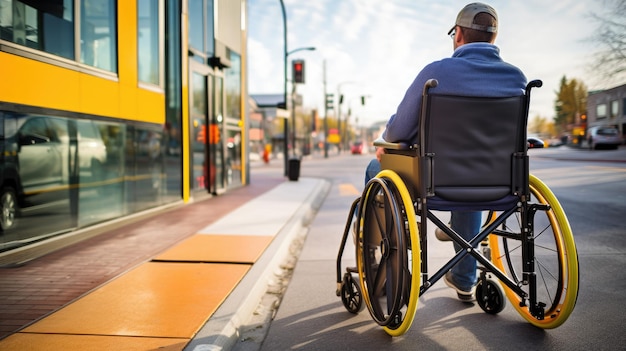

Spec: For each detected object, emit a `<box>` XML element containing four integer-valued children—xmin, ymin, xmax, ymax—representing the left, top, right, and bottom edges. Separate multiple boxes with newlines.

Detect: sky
<box><xmin>247</xmin><ymin>0</ymin><xmax>609</xmax><ymax>127</ymax></box>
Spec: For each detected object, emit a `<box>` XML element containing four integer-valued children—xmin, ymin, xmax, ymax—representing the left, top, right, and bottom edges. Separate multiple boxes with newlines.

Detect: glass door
<box><xmin>189</xmin><ymin>60</ymin><xmax>212</xmax><ymax>193</ymax></box>
<box><xmin>212</xmin><ymin>75</ymin><xmax>225</xmax><ymax>193</ymax></box>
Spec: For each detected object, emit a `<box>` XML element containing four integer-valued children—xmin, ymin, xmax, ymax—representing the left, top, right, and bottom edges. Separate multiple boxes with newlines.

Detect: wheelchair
<box><xmin>335</xmin><ymin>79</ymin><xmax>579</xmax><ymax>336</ymax></box>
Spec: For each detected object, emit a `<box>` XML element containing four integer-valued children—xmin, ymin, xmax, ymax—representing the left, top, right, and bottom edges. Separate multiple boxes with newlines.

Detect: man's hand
<box><xmin>375</xmin><ymin>147</ymin><xmax>386</xmax><ymax>162</ymax></box>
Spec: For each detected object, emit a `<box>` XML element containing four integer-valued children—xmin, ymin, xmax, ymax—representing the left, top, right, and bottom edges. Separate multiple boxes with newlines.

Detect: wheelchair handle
<box><xmin>422</xmin><ymin>79</ymin><xmax>438</xmax><ymax>95</ymax></box>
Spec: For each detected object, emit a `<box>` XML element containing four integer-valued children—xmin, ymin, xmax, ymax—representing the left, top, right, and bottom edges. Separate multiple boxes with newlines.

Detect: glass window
<box><xmin>205</xmin><ymin>0</ymin><xmax>213</xmax><ymax>56</ymax></box>
<box><xmin>80</xmin><ymin>0</ymin><xmax>117</xmax><ymax>72</ymax></box>
<box><xmin>225</xmin><ymin>51</ymin><xmax>241</xmax><ymax>120</ymax></box>
<box><xmin>0</xmin><ymin>111</ymin><xmax>172</xmax><ymax>252</ymax></box>
<box><xmin>188</xmin><ymin>0</ymin><xmax>203</xmax><ymax>52</ymax></box>
<box><xmin>611</xmin><ymin>100</ymin><xmax>618</xmax><ymax>118</ymax></box>
<box><xmin>0</xmin><ymin>0</ymin><xmax>75</xmax><ymax>59</ymax></box>
<box><xmin>597</xmin><ymin>104</ymin><xmax>607</xmax><ymax>119</ymax></box>
<box><xmin>138</xmin><ymin>0</ymin><xmax>160</xmax><ymax>85</ymax></box>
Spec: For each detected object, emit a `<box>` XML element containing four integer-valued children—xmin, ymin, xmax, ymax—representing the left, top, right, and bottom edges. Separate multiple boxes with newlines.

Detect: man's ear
<box><xmin>455</xmin><ymin>27</ymin><xmax>464</xmax><ymax>45</ymax></box>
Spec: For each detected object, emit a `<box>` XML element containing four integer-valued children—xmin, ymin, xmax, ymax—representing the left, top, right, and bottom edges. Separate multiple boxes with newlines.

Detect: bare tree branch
<box><xmin>586</xmin><ymin>0</ymin><xmax>626</xmax><ymax>87</ymax></box>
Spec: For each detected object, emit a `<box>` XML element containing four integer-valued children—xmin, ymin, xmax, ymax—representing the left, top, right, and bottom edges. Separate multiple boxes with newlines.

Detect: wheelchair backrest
<box><xmin>421</xmin><ymin>88</ymin><xmax>530</xmax><ymax>203</ymax></box>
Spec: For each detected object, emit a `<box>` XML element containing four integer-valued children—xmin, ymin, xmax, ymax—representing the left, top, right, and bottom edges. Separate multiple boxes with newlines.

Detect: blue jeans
<box><xmin>365</xmin><ymin>159</ymin><xmax>479</xmax><ymax>290</ymax></box>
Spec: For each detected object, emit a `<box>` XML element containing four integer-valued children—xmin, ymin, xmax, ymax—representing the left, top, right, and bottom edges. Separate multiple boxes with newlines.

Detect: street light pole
<box><xmin>278</xmin><ymin>0</ymin><xmax>315</xmax><ymax>175</ymax></box>
<box><xmin>279</xmin><ymin>0</ymin><xmax>288</xmax><ymax>176</ymax></box>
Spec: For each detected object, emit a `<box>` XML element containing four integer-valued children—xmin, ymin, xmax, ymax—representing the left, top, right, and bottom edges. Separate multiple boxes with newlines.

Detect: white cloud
<box><xmin>248</xmin><ymin>0</ymin><xmax>608</xmax><ymax>125</ymax></box>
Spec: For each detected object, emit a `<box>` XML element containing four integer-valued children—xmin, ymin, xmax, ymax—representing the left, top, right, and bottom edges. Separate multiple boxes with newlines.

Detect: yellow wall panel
<box><xmin>78</xmin><ymin>73</ymin><xmax>121</xmax><ymax>118</ymax></box>
<box><xmin>1</xmin><ymin>52</ymin><xmax>164</xmax><ymax>123</ymax></box>
<box><xmin>0</xmin><ymin>53</ymin><xmax>81</xmax><ymax>112</ymax></box>
<box><xmin>117</xmin><ymin>1</ymin><xmax>137</xmax><ymax>86</ymax></box>
<box><xmin>119</xmin><ymin>83</ymin><xmax>138</xmax><ymax>121</ymax></box>
<box><xmin>136</xmin><ymin>89</ymin><xmax>165</xmax><ymax>124</ymax></box>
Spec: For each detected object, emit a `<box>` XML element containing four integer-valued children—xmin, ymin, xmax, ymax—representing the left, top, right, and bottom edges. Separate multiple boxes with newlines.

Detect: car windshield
<box><xmin>598</xmin><ymin>128</ymin><xmax>618</xmax><ymax>136</ymax></box>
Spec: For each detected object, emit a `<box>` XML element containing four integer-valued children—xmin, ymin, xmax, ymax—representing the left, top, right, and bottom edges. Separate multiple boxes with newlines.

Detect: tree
<box><xmin>587</xmin><ymin>0</ymin><xmax>626</xmax><ymax>87</ymax></box>
<box><xmin>529</xmin><ymin>114</ymin><xmax>556</xmax><ymax>136</ymax></box>
<box><xmin>554</xmin><ymin>76</ymin><xmax>587</xmax><ymax>133</ymax></box>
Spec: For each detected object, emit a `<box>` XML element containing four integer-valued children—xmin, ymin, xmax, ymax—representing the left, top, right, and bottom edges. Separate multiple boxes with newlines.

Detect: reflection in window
<box><xmin>80</xmin><ymin>0</ymin><xmax>117</xmax><ymax>72</ymax></box>
<box><xmin>0</xmin><ymin>111</ymin><xmax>170</xmax><ymax>252</ymax></box>
<box><xmin>0</xmin><ymin>0</ymin><xmax>75</xmax><ymax>59</ymax></box>
<box><xmin>138</xmin><ymin>0</ymin><xmax>160</xmax><ymax>85</ymax></box>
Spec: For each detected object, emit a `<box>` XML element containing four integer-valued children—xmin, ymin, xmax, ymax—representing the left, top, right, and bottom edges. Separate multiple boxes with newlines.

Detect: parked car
<box><xmin>527</xmin><ymin>136</ymin><xmax>545</xmax><ymax>149</ymax></box>
<box><xmin>351</xmin><ymin>141</ymin><xmax>367</xmax><ymax>155</ymax></box>
<box><xmin>546</xmin><ymin>137</ymin><xmax>564</xmax><ymax>147</ymax></box>
<box><xmin>0</xmin><ymin>113</ymin><xmax>107</xmax><ymax>232</ymax></box>
<box><xmin>586</xmin><ymin>126</ymin><xmax>622</xmax><ymax>150</ymax></box>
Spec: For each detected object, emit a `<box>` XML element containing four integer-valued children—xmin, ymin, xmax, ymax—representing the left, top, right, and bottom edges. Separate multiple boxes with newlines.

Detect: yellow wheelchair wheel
<box><xmin>489</xmin><ymin>174</ymin><xmax>579</xmax><ymax>328</ymax></box>
<box><xmin>356</xmin><ymin>170</ymin><xmax>420</xmax><ymax>336</ymax></box>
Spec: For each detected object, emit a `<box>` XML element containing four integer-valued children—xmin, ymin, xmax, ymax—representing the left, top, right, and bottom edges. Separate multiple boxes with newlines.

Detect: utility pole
<box><xmin>323</xmin><ymin>60</ymin><xmax>329</xmax><ymax>158</ymax></box>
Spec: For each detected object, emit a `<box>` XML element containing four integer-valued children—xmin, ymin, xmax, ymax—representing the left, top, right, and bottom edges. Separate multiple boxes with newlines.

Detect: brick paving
<box><xmin>0</xmin><ymin>172</ymin><xmax>284</xmax><ymax>340</ymax></box>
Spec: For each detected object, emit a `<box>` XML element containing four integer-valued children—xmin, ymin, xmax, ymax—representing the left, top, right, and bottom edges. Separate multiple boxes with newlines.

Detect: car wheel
<box><xmin>0</xmin><ymin>187</ymin><xmax>18</xmax><ymax>232</ymax></box>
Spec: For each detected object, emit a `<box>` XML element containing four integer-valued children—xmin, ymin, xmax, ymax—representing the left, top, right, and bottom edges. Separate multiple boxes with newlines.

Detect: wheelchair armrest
<box><xmin>373</xmin><ymin>137</ymin><xmax>415</xmax><ymax>151</ymax></box>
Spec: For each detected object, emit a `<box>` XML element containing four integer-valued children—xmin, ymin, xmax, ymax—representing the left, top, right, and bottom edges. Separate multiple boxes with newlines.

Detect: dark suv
<box><xmin>0</xmin><ymin>112</ymin><xmax>106</xmax><ymax>232</ymax></box>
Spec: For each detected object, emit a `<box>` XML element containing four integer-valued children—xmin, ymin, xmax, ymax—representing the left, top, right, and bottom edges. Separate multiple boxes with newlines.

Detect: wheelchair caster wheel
<box><xmin>341</xmin><ymin>273</ymin><xmax>363</xmax><ymax>314</ymax></box>
<box><xmin>476</xmin><ymin>277</ymin><xmax>505</xmax><ymax>314</ymax></box>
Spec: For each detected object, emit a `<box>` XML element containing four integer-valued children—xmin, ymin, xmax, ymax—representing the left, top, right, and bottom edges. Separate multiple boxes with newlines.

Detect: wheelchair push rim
<box><xmin>356</xmin><ymin>170</ymin><xmax>421</xmax><ymax>336</ymax></box>
<box><xmin>489</xmin><ymin>174</ymin><xmax>579</xmax><ymax>329</ymax></box>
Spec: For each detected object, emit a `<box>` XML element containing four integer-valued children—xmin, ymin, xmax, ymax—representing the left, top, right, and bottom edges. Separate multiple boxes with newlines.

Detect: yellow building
<box><xmin>0</xmin><ymin>0</ymin><xmax>248</xmax><ymax>263</ymax></box>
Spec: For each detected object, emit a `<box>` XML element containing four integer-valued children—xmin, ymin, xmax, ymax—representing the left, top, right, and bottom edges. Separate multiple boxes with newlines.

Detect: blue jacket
<box><xmin>382</xmin><ymin>42</ymin><xmax>527</xmax><ymax>143</ymax></box>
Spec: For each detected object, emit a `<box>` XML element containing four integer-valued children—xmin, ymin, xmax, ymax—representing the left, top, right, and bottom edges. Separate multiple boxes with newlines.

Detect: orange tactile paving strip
<box><xmin>154</xmin><ymin>234</ymin><xmax>275</xmax><ymax>263</ymax></box>
<box><xmin>0</xmin><ymin>333</ymin><xmax>188</xmax><ymax>351</ymax></box>
<box><xmin>20</xmin><ymin>262</ymin><xmax>249</xmax><ymax>338</ymax></box>
<box><xmin>1</xmin><ymin>234</ymin><xmax>276</xmax><ymax>350</ymax></box>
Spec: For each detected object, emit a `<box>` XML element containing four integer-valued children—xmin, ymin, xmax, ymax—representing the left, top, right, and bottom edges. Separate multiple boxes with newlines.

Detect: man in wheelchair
<box><xmin>364</xmin><ymin>2</ymin><xmax>526</xmax><ymax>302</ymax></box>
<box><xmin>338</xmin><ymin>3</ymin><xmax>577</xmax><ymax>336</ymax></box>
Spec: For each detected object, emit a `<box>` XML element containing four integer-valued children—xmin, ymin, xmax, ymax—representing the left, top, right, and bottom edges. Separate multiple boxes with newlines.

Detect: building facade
<box><xmin>0</xmin><ymin>0</ymin><xmax>249</xmax><ymax>264</ymax></box>
<box><xmin>587</xmin><ymin>83</ymin><xmax>626</xmax><ymax>138</ymax></box>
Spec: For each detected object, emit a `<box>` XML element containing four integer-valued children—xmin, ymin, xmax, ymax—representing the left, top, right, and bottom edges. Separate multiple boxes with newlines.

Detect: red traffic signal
<box><xmin>293</xmin><ymin>60</ymin><xmax>305</xmax><ymax>84</ymax></box>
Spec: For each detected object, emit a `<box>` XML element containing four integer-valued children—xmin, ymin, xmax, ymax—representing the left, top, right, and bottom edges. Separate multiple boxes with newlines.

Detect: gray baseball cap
<box><xmin>448</xmin><ymin>2</ymin><xmax>498</xmax><ymax>35</ymax></box>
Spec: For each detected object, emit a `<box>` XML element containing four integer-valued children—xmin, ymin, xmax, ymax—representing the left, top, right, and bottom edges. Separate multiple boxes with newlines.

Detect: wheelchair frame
<box><xmin>335</xmin><ymin>79</ymin><xmax>579</xmax><ymax>336</ymax></box>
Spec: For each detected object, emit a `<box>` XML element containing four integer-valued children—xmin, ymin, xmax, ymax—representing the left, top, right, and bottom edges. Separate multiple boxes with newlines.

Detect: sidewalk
<box><xmin>0</xmin><ymin>168</ymin><xmax>330</xmax><ymax>350</ymax></box>
<box><xmin>529</xmin><ymin>144</ymin><xmax>626</xmax><ymax>163</ymax></box>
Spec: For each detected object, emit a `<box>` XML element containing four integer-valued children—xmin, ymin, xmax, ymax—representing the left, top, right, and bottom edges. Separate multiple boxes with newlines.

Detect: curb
<box><xmin>184</xmin><ymin>178</ymin><xmax>331</xmax><ymax>351</ymax></box>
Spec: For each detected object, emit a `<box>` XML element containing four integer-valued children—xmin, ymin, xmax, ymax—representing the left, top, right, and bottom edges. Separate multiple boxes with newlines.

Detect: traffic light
<box><xmin>325</xmin><ymin>93</ymin><xmax>334</xmax><ymax>110</ymax></box>
<box><xmin>293</xmin><ymin>60</ymin><xmax>305</xmax><ymax>84</ymax></box>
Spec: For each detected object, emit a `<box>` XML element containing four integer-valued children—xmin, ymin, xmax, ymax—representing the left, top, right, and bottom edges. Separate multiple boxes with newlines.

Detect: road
<box><xmin>238</xmin><ymin>146</ymin><xmax>626</xmax><ymax>351</ymax></box>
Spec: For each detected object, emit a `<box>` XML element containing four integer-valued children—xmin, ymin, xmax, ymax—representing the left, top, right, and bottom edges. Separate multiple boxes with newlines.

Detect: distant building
<box><xmin>587</xmin><ymin>83</ymin><xmax>626</xmax><ymax>138</ymax></box>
